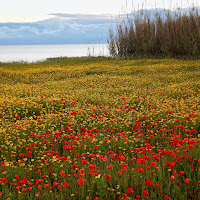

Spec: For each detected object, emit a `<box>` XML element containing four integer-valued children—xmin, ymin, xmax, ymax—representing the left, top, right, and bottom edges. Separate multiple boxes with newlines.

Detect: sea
<box><xmin>0</xmin><ymin>44</ymin><xmax>109</xmax><ymax>63</ymax></box>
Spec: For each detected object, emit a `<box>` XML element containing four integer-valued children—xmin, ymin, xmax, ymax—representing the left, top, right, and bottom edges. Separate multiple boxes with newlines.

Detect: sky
<box><xmin>0</xmin><ymin>0</ymin><xmax>199</xmax><ymax>45</ymax></box>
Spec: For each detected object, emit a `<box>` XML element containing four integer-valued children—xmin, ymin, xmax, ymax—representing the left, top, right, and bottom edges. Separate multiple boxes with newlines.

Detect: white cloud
<box><xmin>0</xmin><ymin>15</ymin><xmax>111</xmax><ymax>44</ymax></box>
<box><xmin>49</xmin><ymin>13</ymin><xmax>114</xmax><ymax>20</ymax></box>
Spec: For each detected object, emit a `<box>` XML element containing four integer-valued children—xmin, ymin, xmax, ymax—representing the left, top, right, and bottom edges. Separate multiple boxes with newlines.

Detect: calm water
<box><xmin>0</xmin><ymin>44</ymin><xmax>109</xmax><ymax>63</ymax></box>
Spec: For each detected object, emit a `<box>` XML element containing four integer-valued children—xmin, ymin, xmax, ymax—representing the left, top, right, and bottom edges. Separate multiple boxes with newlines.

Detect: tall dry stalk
<box><xmin>108</xmin><ymin>6</ymin><xmax>200</xmax><ymax>58</ymax></box>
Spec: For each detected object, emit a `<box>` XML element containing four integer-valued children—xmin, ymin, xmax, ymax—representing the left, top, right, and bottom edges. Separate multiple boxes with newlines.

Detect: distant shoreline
<box><xmin>0</xmin><ymin>44</ymin><xmax>109</xmax><ymax>63</ymax></box>
<box><xmin>0</xmin><ymin>43</ymin><xmax>107</xmax><ymax>46</ymax></box>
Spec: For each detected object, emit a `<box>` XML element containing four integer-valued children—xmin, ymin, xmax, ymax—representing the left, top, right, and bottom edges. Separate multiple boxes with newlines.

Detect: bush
<box><xmin>108</xmin><ymin>6</ymin><xmax>200</xmax><ymax>58</ymax></box>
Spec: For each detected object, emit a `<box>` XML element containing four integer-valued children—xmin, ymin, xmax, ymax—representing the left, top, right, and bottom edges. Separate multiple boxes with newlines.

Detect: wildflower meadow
<box><xmin>0</xmin><ymin>58</ymin><xmax>199</xmax><ymax>199</ymax></box>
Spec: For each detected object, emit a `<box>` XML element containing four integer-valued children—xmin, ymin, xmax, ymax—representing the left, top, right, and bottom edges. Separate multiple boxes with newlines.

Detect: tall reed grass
<box><xmin>108</xmin><ymin>6</ymin><xmax>200</xmax><ymax>58</ymax></box>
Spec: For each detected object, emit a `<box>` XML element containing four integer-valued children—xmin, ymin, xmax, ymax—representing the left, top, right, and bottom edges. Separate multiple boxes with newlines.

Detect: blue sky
<box><xmin>0</xmin><ymin>0</ymin><xmax>198</xmax><ymax>45</ymax></box>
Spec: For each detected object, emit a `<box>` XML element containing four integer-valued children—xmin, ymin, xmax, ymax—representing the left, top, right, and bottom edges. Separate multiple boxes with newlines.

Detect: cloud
<box><xmin>49</xmin><ymin>13</ymin><xmax>113</xmax><ymax>20</ymax></box>
<box><xmin>0</xmin><ymin>14</ymin><xmax>112</xmax><ymax>45</ymax></box>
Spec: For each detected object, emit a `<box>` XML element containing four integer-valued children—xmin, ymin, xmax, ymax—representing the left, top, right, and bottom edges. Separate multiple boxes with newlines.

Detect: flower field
<box><xmin>0</xmin><ymin>58</ymin><xmax>199</xmax><ymax>200</ymax></box>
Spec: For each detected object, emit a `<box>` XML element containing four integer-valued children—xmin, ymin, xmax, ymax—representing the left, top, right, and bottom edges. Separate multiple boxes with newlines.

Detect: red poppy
<box><xmin>78</xmin><ymin>179</ymin><xmax>85</xmax><ymax>185</ymax></box>
<box><xmin>180</xmin><ymin>171</ymin><xmax>185</xmax><ymax>175</ymax></box>
<box><xmin>28</xmin><ymin>182</ymin><xmax>32</xmax><ymax>186</ymax></box>
<box><xmin>52</xmin><ymin>181</ymin><xmax>58</xmax><ymax>187</ymax></box>
<box><xmin>122</xmin><ymin>193</ymin><xmax>128</xmax><ymax>199</ymax></box>
<box><xmin>21</xmin><ymin>188</ymin><xmax>26</xmax><ymax>193</ymax></box>
<box><xmin>79</xmin><ymin>172</ymin><xmax>85</xmax><ymax>177</ymax></box>
<box><xmin>154</xmin><ymin>183</ymin><xmax>159</xmax><ymax>187</ymax></box>
<box><xmin>2</xmin><ymin>177</ymin><xmax>8</xmax><ymax>182</ymax></box>
<box><xmin>145</xmin><ymin>179</ymin><xmax>153</xmax><ymax>185</ymax></box>
<box><xmin>105</xmin><ymin>174</ymin><xmax>112</xmax><ymax>179</ymax></box>
<box><xmin>107</xmin><ymin>165</ymin><xmax>111</xmax><ymax>169</ymax></box>
<box><xmin>173</xmin><ymin>170</ymin><xmax>177</xmax><ymax>177</ymax></box>
<box><xmin>138</xmin><ymin>168</ymin><xmax>143</xmax><ymax>172</ymax></box>
<box><xmin>15</xmin><ymin>175</ymin><xmax>20</xmax><ymax>180</ymax></box>
<box><xmin>151</xmin><ymin>162</ymin><xmax>156</xmax><ymax>166</ymax></box>
<box><xmin>143</xmin><ymin>190</ymin><xmax>149</xmax><ymax>196</ymax></box>
<box><xmin>72</xmin><ymin>163</ymin><xmax>77</xmax><ymax>169</ymax></box>
<box><xmin>37</xmin><ymin>185</ymin><xmax>42</xmax><ymax>189</ymax></box>
<box><xmin>184</xmin><ymin>178</ymin><xmax>190</xmax><ymax>183</ymax></box>
<box><xmin>127</xmin><ymin>188</ymin><xmax>134</xmax><ymax>194</ymax></box>
<box><xmin>108</xmin><ymin>151</ymin><xmax>114</xmax><ymax>154</ymax></box>
<box><xmin>45</xmin><ymin>184</ymin><xmax>50</xmax><ymax>189</ymax></box>
<box><xmin>176</xmin><ymin>181</ymin><xmax>180</xmax><ymax>186</ymax></box>
<box><xmin>164</xmin><ymin>195</ymin><xmax>169</xmax><ymax>199</ymax></box>
<box><xmin>62</xmin><ymin>182</ymin><xmax>69</xmax><ymax>187</ymax></box>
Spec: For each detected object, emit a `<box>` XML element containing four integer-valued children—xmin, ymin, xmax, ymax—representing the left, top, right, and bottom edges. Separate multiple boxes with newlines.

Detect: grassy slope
<box><xmin>1</xmin><ymin>57</ymin><xmax>199</xmax><ymax>101</ymax></box>
<box><xmin>0</xmin><ymin>57</ymin><xmax>199</xmax><ymax>199</ymax></box>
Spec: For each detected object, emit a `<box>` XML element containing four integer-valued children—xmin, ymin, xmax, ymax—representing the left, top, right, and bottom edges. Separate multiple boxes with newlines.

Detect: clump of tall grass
<box><xmin>108</xmin><ymin>6</ymin><xmax>200</xmax><ymax>58</ymax></box>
